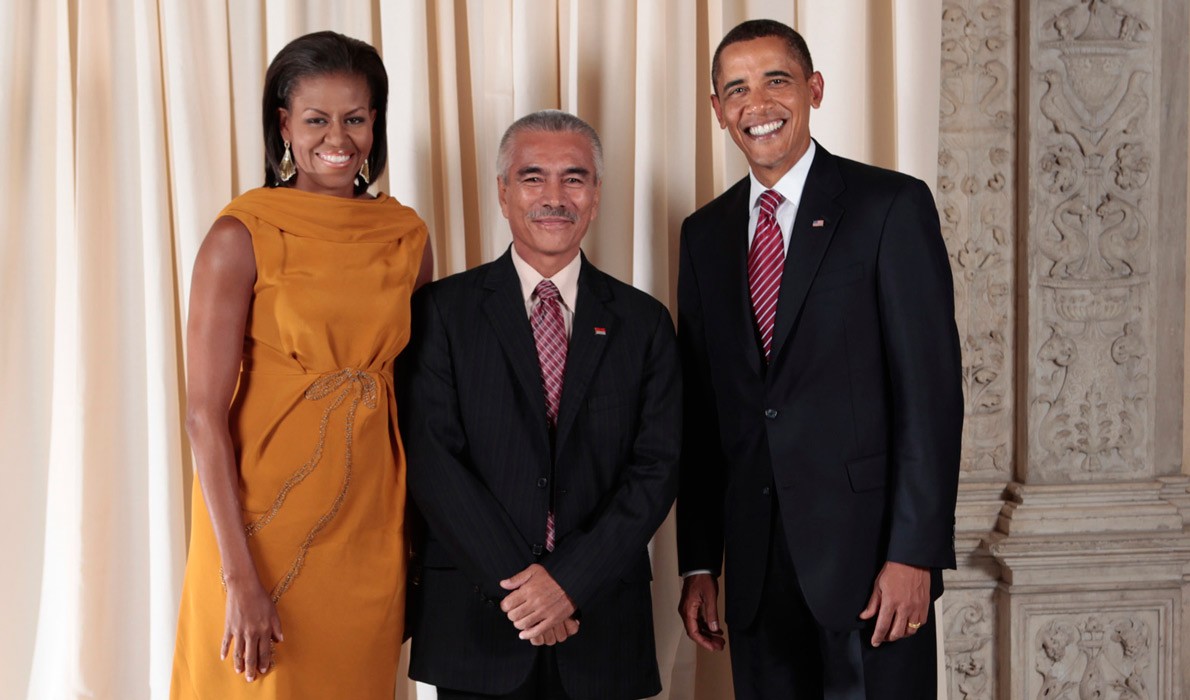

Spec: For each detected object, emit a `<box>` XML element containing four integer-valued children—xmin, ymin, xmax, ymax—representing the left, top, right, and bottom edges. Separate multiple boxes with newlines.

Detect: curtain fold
<box><xmin>2</xmin><ymin>1</ymin><xmax>942</xmax><ymax>697</ymax></box>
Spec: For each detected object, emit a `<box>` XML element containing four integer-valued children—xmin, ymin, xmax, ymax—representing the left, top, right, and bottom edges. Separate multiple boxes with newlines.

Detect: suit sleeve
<box><xmin>675</xmin><ymin>222</ymin><xmax>729</xmax><ymax>576</ymax></box>
<box><xmin>542</xmin><ymin>304</ymin><xmax>681</xmax><ymax>610</ymax></box>
<box><xmin>402</xmin><ymin>287</ymin><xmax>534</xmax><ymax>599</ymax></box>
<box><xmin>875</xmin><ymin>178</ymin><xmax>963</xmax><ymax>570</ymax></box>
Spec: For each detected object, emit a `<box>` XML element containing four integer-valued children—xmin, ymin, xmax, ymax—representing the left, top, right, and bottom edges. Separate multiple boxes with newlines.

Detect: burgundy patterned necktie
<box><xmin>748</xmin><ymin>189</ymin><xmax>786</xmax><ymax>361</ymax></box>
<box><xmin>531</xmin><ymin>279</ymin><xmax>567</xmax><ymax>551</ymax></box>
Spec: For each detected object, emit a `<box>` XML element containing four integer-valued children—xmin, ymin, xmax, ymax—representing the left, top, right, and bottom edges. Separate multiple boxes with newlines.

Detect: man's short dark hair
<box><xmin>711</xmin><ymin>19</ymin><xmax>814</xmax><ymax>95</ymax></box>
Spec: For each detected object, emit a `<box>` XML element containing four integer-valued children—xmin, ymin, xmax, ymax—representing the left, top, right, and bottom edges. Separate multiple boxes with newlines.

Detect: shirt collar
<box><xmin>510</xmin><ymin>245</ymin><xmax>581</xmax><ymax>313</ymax></box>
<box><xmin>748</xmin><ymin>139</ymin><xmax>817</xmax><ymax>211</ymax></box>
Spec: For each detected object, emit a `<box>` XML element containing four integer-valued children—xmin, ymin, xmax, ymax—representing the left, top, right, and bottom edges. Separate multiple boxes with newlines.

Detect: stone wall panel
<box><xmin>1026</xmin><ymin>0</ymin><xmax>1159</xmax><ymax>483</ymax></box>
<box><xmin>940</xmin><ymin>1</ymin><xmax>1016</xmax><ymax>480</ymax></box>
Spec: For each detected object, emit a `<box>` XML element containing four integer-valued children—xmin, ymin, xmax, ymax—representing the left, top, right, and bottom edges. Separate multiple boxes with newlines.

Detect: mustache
<box><xmin>528</xmin><ymin>207</ymin><xmax>577</xmax><ymax>223</ymax></box>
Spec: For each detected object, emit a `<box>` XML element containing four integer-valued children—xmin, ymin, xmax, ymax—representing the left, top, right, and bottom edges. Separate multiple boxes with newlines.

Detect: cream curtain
<box><xmin>0</xmin><ymin>1</ymin><xmax>941</xmax><ymax>698</ymax></box>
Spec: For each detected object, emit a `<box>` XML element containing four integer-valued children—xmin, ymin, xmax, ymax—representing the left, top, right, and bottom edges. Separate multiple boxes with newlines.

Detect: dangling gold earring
<box><xmin>278</xmin><ymin>140</ymin><xmax>296</xmax><ymax>182</ymax></box>
<box><xmin>358</xmin><ymin>157</ymin><xmax>370</xmax><ymax>185</ymax></box>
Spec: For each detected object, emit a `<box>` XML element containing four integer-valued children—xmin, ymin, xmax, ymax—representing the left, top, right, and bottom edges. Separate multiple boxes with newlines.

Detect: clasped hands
<box><xmin>679</xmin><ymin>561</ymin><xmax>930</xmax><ymax>651</ymax></box>
<box><xmin>499</xmin><ymin>563</ymin><xmax>580</xmax><ymax>646</ymax></box>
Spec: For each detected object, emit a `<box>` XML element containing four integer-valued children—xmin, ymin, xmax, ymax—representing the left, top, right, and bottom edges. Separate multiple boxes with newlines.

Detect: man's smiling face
<box><xmin>711</xmin><ymin>35</ymin><xmax>823</xmax><ymax>187</ymax></box>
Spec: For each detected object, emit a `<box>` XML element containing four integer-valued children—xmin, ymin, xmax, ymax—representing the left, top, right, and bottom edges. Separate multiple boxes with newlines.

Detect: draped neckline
<box><xmin>222</xmin><ymin>186</ymin><xmax>425</xmax><ymax>244</ymax></box>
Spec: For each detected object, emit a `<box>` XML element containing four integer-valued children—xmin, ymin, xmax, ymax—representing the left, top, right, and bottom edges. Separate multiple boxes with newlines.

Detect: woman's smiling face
<box><xmin>278</xmin><ymin>72</ymin><xmax>376</xmax><ymax>198</ymax></box>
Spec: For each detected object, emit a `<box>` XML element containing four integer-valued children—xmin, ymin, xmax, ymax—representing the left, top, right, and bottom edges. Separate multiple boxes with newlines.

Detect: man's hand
<box><xmin>858</xmin><ymin>561</ymin><xmax>930</xmax><ymax>647</ymax></box>
<box><xmin>528</xmin><ymin>618</ymin><xmax>581</xmax><ymax>646</ymax></box>
<box><xmin>500</xmin><ymin>563</ymin><xmax>577</xmax><ymax>641</ymax></box>
<box><xmin>678</xmin><ymin>573</ymin><xmax>725</xmax><ymax>651</ymax></box>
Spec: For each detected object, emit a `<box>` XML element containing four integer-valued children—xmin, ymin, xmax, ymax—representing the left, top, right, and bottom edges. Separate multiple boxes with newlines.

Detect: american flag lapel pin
<box><xmin>594</xmin><ymin>327</ymin><xmax>607</xmax><ymax>336</ymax></box>
<box><xmin>811</xmin><ymin>218</ymin><xmax>826</xmax><ymax>228</ymax></box>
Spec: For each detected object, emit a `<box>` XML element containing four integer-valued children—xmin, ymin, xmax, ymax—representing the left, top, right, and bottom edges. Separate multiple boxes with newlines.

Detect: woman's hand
<box><xmin>220</xmin><ymin>578</ymin><xmax>284</xmax><ymax>682</ymax></box>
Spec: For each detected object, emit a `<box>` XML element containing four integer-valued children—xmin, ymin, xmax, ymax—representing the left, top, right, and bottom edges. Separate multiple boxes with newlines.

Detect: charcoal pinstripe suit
<box><xmin>401</xmin><ymin>249</ymin><xmax>680</xmax><ymax>700</ymax></box>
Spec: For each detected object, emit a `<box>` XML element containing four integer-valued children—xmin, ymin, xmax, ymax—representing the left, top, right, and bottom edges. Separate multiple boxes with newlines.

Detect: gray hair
<box><xmin>496</xmin><ymin>110</ymin><xmax>604</xmax><ymax>182</ymax></box>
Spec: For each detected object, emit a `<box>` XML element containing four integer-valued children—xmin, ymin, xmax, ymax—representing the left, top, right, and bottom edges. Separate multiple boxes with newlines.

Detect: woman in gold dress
<box><xmin>171</xmin><ymin>31</ymin><xmax>431</xmax><ymax>699</ymax></box>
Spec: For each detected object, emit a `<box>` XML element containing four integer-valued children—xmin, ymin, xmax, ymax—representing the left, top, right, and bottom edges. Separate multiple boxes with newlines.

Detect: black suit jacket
<box><xmin>676</xmin><ymin>143</ymin><xmax>962</xmax><ymax>632</ymax></box>
<box><xmin>401</xmin><ymin>250</ymin><xmax>680</xmax><ymax>700</ymax></box>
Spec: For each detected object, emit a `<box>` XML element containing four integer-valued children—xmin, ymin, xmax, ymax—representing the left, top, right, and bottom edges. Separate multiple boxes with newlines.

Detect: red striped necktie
<box><xmin>531</xmin><ymin>279</ymin><xmax>567</xmax><ymax>551</ymax></box>
<box><xmin>748</xmin><ymin>189</ymin><xmax>786</xmax><ymax>361</ymax></box>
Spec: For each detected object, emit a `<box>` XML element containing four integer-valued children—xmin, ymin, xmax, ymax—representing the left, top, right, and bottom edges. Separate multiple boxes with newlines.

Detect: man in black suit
<box><xmin>676</xmin><ymin>20</ymin><xmax>962</xmax><ymax>699</ymax></box>
<box><xmin>402</xmin><ymin>110</ymin><xmax>680</xmax><ymax>700</ymax></box>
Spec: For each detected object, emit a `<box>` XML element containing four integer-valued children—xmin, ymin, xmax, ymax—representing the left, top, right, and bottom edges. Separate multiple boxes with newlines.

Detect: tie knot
<box><xmin>758</xmin><ymin>189</ymin><xmax>784</xmax><ymax>216</ymax></box>
<box><xmin>535</xmin><ymin>279</ymin><xmax>561</xmax><ymax>303</ymax></box>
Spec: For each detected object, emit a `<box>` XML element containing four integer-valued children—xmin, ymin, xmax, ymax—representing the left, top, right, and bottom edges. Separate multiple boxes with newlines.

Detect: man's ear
<box><xmin>808</xmin><ymin>72</ymin><xmax>824</xmax><ymax>109</ymax></box>
<box><xmin>497</xmin><ymin>175</ymin><xmax>510</xmax><ymax>219</ymax></box>
<box><xmin>710</xmin><ymin>93</ymin><xmax>727</xmax><ymax>129</ymax></box>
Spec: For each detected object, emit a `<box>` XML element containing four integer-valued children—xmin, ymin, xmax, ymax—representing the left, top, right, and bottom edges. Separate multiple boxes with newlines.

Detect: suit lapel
<box><xmin>482</xmin><ymin>251</ymin><xmax>552</xmax><ymax>448</ymax></box>
<box><xmin>714</xmin><ymin>178</ymin><xmax>764</xmax><ymax>377</ymax></box>
<box><xmin>768</xmin><ymin>146</ymin><xmax>845</xmax><ymax>366</ymax></box>
<box><xmin>555</xmin><ymin>255</ymin><xmax>614</xmax><ymax>452</ymax></box>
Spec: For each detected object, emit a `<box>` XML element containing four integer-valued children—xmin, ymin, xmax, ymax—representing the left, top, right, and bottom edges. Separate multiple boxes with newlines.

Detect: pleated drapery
<box><xmin>0</xmin><ymin>1</ymin><xmax>941</xmax><ymax>698</ymax></box>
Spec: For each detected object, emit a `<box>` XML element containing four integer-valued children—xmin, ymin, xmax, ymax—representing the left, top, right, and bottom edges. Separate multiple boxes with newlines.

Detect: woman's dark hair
<box><xmin>262</xmin><ymin>31</ymin><xmax>389</xmax><ymax>196</ymax></box>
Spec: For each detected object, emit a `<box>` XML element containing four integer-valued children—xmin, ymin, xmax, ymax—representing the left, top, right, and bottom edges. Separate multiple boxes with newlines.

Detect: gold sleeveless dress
<box><xmin>171</xmin><ymin>187</ymin><xmax>427</xmax><ymax>699</ymax></box>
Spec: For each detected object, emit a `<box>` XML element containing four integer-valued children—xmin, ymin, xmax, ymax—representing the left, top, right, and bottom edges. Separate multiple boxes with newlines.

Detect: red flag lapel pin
<box><xmin>811</xmin><ymin>218</ymin><xmax>826</xmax><ymax>228</ymax></box>
<box><xmin>594</xmin><ymin>327</ymin><xmax>607</xmax><ymax>336</ymax></box>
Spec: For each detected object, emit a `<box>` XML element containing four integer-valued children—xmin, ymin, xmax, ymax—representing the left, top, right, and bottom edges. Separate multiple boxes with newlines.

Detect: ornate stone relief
<box><xmin>943</xmin><ymin>594</ymin><xmax>996</xmax><ymax>699</ymax></box>
<box><xmin>939</xmin><ymin>1</ymin><xmax>1015</xmax><ymax>478</ymax></box>
<box><xmin>1027</xmin><ymin>0</ymin><xmax>1157</xmax><ymax>481</ymax></box>
<box><xmin>1032</xmin><ymin>613</ymin><xmax>1156</xmax><ymax>700</ymax></box>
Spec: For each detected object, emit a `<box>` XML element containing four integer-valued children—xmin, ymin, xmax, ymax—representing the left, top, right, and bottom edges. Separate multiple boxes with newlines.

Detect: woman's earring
<box><xmin>357</xmin><ymin>157</ymin><xmax>370</xmax><ymax>185</ymax></box>
<box><xmin>278</xmin><ymin>140</ymin><xmax>296</xmax><ymax>182</ymax></box>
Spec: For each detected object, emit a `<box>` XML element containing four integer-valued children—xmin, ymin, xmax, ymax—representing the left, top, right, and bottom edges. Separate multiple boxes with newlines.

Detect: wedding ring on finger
<box><xmin>907</xmin><ymin>621</ymin><xmax>923</xmax><ymax>630</ymax></box>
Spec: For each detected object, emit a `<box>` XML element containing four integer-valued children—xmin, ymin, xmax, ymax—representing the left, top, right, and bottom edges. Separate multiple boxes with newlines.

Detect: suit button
<box><xmin>531</xmin><ymin>544</ymin><xmax>544</xmax><ymax>556</ymax></box>
<box><xmin>764</xmin><ymin>409</ymin><xmax>778</xmax><ymax>419</ymax></box>
<box><xmin>537</xmin><ymin>477</ymin><xmax>549</xmax><ymax>488</ymax></box>
<box><xmin>762</xmin><ymin>486</ymin><xmax>771</xmax><ymax>496</ymax></box>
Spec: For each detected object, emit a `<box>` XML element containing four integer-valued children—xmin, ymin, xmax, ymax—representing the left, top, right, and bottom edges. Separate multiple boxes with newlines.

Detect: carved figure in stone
<box><xmin>1036</xmin><ymin>620</ymin><xmax>1080</xmax><ymax>699</ymax></box>
<box><xmin>1096</xmin><ymin>194</ymin><xmax>1146</xmax><ymax>276</ymax></box>
<box><xmin>1043</xmin><ymin>194</ymin><xmax>1093</xmax><ymax>278</ymax></box>
<box><xmin>1110</xmin><ymin>322</ymin><xmax>1144</xmax><ymax>366</ymax></box>
<box><xmin>944</xmin><ymin>601</ymin><xmax>993</xmax><ymax>700</ymax></box>
<box><xmin>1047</xmin><ymin>3</ymin><xmax>1081</xmax><ymax>40</ymax></box>
<box><xmin>1118</xmin><ymin>13</ymin><xmax>1144</xmax><ymax>41</ymax></box>
<box><xmin>1097</xmin><ymin>71</ymin><xmax>1149</xmax><ymax>145</ymax></box>
<box><xmin>953</xmin><ymin>654</ymin><xmax>989</xmax><ymax>699</ymax></box>
<box><xmin>1040</xmin><ymin>70</ymin><xmax>1081</xmax><ymax>142</ymax></box>
<box><xmin>1039</xmin><ymin>324</ymin><xmax>1077</xmax><ymax>373</ymax></box>
<box><xmin>1033</xmin><ymin>614</ymin><xmax>1153</xmax><ymax>700</ymax></box>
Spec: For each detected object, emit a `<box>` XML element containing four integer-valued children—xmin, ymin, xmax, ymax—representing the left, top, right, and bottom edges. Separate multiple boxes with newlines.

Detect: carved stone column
<box><xmin>938</xmin><ymin>0</ymin><xmax>1189</xmax><ymax>698</ymax></box>
<box><xmin>938</xmin><ymin>3</ymin><xmax>1017</xmax><ymax>697</ymax></box>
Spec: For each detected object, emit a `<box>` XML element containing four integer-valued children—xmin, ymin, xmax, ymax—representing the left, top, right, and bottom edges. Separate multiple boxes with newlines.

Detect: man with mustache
<box><xmin>401</xmin><ymin>110</ymin><xmax>680</xmax><ymax>700</ymax></box>
<box><xmin>676</xmin><ymin>19</ymin><xmax>962</xmax><ymax>699</ymax></box>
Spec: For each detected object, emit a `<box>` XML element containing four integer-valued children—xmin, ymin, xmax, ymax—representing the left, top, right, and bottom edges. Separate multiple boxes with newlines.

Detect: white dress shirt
<box><xmin>746</xmin><ymin>140</ymin><xmax>817</xmax><ymax>253</ymax></box>
<box><xmin>510</xmin><ymin>245</ymin><xmax>580</xmax><ymax>337</ymax></box>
